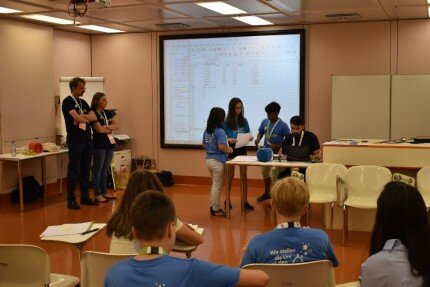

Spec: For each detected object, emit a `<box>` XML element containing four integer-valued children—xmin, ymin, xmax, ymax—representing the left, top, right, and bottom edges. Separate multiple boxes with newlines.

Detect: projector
<box><xmin>93</xmin><ymin>0</ymin><xmax>111</xmax><ymax>7</ymax></box>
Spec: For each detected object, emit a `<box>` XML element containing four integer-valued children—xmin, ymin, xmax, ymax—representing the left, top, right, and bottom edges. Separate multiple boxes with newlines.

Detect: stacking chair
<box><xmin>80</xmin><ymin>251</ymin><xmax>134</xmax><ymax>287</ymax></box>
<box><xmin>392</xmin><ymin>172</ymin><xmax>415</xmax><ymax>186</ymax></box>
<box><xmin>340</xmin><ymin>165</ymin><xmax>392</xmax><ymax>245</ymax></box>
<box><xmin>416</xmin><ymin>167</ymin><xmax>430</xmax><ymax>210</ymax></box>
<box><xmin>0</xmin><ymin>244</ymin><xmax>79</xmax><ymax>287</ymax></box>
<box><xmin>242</xmin><ymin>260</ymin><xmax>335</xmax><ymax>287</ymax></box>
<box><xmin>305</xmin><ymin>163</ymin><xmax>347</xmax><ymax>230</ymax></box>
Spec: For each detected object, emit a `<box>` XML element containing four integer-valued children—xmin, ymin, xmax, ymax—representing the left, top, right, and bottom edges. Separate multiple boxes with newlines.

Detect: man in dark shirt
<box><xmin>62</xmin><ymin>77</ymin><xmax>98</xmax><ymax>210</ymax></box>
<box><xmin>278</xmin><ymin>116</ymin><xmax>320</xmax><ymax>179</ymax></box>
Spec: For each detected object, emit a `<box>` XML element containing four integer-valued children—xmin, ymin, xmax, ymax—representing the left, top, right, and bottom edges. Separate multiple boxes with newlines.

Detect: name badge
<box><xmin>79</xmin><ymin>122</ymin><xmax>86</xmax><ymax>131</ymax></box>
<box><xmin>107</xmin><ymin>133</ymin><xmax>116</xmax><ymax>145</ymax></box>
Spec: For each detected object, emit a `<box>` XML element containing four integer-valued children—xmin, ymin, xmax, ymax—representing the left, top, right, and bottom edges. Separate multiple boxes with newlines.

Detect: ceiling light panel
<box><xmin>196</xmin><ymin>1</ymin><xmax>246</xmax><ymax>15</ymax></box>
<box><xmin>233</xmin><ymin>16</ymin><xmax>273</xmax><ymax>26</ymax></box>
<box><xmin>0</xmin><ymin>6</ymin><xmax>21</xmax><ymax>13</ymax></box>
<box><xmin>22</xmin><ymin>14</ymin><xmax>75</xmax><ymax>25</ymax></box>
<box><xmin>78</xmin><ymin>25</ymin><xmax>124</xmax><ymax>33</ymax></box>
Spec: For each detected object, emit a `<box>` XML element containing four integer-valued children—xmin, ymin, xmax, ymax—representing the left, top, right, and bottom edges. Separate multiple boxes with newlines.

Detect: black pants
<box><xmin>67</xmin><ymin>142</ymin><xmax>93</xmax><ymax>203</ymax></box>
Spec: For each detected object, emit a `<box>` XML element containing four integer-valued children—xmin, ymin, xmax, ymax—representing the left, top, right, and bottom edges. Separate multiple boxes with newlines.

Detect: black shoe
<box><xmin>210</xmin><ymin>207</ymin><xmax>226</xmax><ymax>217</ymax></box>
<box><xmin>257</xmin><ymin>192</ymin><xmax>271</xmax><ymax>202</ymax></box>
<box><xmin>80</xmin><ymin>197</ymin><xmax>99</xmax><ymax>206</ymax></box>
<box><xmin>67</xmin><ymin>200</ymin><xmax>81</xmax><ymax>210</ymax></box>
<box><xmin>224</xmin><ymin>200</ymin><xmax>233</xmax><ymax>210</ymax></box>
<box><xmin>244</xmin><ymin>202</ymin><xmax>254</xmax><ymax>210</ymax></box>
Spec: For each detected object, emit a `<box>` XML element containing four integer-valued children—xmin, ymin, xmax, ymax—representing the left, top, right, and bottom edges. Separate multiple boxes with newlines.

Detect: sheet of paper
<box><xmin>188</xmin><ymin>224</ymin><xmax>204</xmax><ymax>235</ymax></box>
<box><xmin>234</xmin><ymin>133</ymin><xmax>252</xmax><ymax>149</ymax></box>
<box><xmin>229</xmin><ymin>155</ymin><xmax>258</xmax><ymax>162</ymax></box>
<box><xmin>114</xmin><ymin>134</ymin><xmax>130</xmax><ymax>140</ymax></box>
<box><xmin>40</xmin><ymin>221</ymin><xmax>93</xmax><ymax>237</ymax></box>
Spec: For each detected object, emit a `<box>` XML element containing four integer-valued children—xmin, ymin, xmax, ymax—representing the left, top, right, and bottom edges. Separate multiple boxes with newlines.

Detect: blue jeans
<box><xmin>92</xmin><ymin>148</ymin><xmax>114</xmax><ymax>196</ymax></box>
<box><xmin>67</xmin><ymin>142</ymin><xmax>93</xmax><ymax>203</ymax></box>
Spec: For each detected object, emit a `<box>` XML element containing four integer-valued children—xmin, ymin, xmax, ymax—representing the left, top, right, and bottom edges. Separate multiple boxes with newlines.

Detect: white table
<box><xmin>225</xmin><ymin>156</ymin><xmax>312</xmax><ymax>218</ymax></box>
<box><xmin>322</xmin><ymin>139</ymin><xmax>430</xmax><ymax>168</ymax></box>
<box><xmin>41</xmin><ymin>223</ymin><xmax>106</xmax><ymax>257</ymax></box>
<box><xmin>0</xmin><ymin>149</ymin><xmax>68</xmax><ymax>211</ymax></box>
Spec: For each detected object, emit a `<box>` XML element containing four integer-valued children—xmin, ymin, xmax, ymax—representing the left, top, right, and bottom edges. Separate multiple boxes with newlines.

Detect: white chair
<box><xmin>80</xmin><ymin>251</ymin><xmax>134</xmax><ymax>287</ymax></box>
<box><xmin>341</xmin><ymin>165</ymin><xmax>392</xmax><ymax>245</ymax></box>
<box><xmin>305</xmin><ymin>163</ymin><xmax>347</xmax><ymax>230</ymax></box>
<box><xmin>0</xmin><ymin>244</ymin><xmax>79</xmax><ymax>287</ymax></box>
<box><xmin>392</xmin><ymin>172</ymin><xmax>415</xmax><ymax>186</ymax></box>
<box><xmin>242</xmin><ymin>260</ymin><xmax>335</xmax><ymax>287</ymax></box>
<box><xmin>416</xmin><ymin>167</ymin><xmax>430</xmax><ymax>210</ymax></box>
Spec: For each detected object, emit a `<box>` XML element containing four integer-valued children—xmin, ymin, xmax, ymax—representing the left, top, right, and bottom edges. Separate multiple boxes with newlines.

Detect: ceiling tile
<box><xmin>131</xmin><ymin>17</ymin><xmax>219</xmax><ymax>31</ymax></box>
<box><xmin>86</xmin><ymin>4</ymin><xmax>183</xmax><ymax>22</ymax></box>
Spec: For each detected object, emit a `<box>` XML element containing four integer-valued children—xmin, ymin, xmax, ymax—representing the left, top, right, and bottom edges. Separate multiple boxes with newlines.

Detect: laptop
<box><xmin>282</xmin><ymin>145</ymin><xmax>311</xmax><ymax>161</ymax></box>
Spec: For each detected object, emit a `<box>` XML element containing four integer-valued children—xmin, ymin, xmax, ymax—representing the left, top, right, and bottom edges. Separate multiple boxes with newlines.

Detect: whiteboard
<box><xmin>391</xmin><ymin>75</ymin><xmax>430</xmax><ymax>139</ymax></box>
<box><xmin>331</xmin><ymin>75</ymin><xmax>390</xmax><ymax>139</ymax></box>
<box><xmin>57</xmin><ymin>77</ymin><xmax>104</xmax><ymax>138</ymax></box>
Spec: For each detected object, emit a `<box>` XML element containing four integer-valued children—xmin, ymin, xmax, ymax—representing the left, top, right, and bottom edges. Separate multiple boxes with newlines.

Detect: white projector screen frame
<box><xmin>160</xmin><ymin>30</ymin><xmax>305</xmax><ymax>148</ymax></box>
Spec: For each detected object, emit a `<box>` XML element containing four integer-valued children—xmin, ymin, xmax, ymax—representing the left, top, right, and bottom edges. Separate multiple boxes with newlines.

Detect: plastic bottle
<box><xmin>11</xmin><ymin>141</ymin><xmax>16</xmax><ymax>157</ymax></box>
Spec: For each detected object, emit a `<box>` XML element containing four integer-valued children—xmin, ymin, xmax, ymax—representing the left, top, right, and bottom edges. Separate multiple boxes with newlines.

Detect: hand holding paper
<box><xmin>235</xmin><ymin>133</ymin><xmax>253</xmax><ymax>149</ymax></box>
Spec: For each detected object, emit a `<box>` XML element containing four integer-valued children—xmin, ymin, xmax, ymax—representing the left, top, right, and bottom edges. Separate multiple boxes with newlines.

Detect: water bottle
<box><xmin>11</xmin><ymin>141</ymin><xmax>16</xmax><ymax>157</ymax></box>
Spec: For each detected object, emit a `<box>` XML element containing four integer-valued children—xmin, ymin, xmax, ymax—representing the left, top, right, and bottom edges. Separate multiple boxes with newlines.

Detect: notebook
<box><xmin>40</xmin><ymin>221</ymin><xmax>94</xmax><ymax>237</ymax></box>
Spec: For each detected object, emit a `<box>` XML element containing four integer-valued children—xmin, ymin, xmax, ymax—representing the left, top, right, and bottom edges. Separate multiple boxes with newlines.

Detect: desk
<box><xmin>41</xmin><ymin>223</ymin><xmax>106</xmax><ymax>258</ymax></box>
<box><xmin>226</xmin><ymin>156</ymin><xmax>311</xmax><ymax>219</ymax></box>
<box><xmin>172</xmin><ymin>225</ymin><xmax>204</xmax><ymax>258</ymax></box>
<box><xmin>0</xmin><ymin>149</ymin><xmax>68</xmax><ymax>212</ymax></box>
<box><xmin>323</xmin><ymin>140</ymin><xmax>430</xmax><ymax>168</ymax></box>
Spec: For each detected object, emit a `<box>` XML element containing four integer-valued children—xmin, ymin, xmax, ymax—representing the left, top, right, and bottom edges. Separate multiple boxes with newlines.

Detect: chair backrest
<box><xmin>242</xmin><ymin>260</ymin><xmax>335</xmax><ymax>287</ymax></box>
<box><xmin>345</xmin><ymin>165</ymin><xmax>392</xmax><ymax>202</ymax></box>
<box><xmin>80</xmin><ymin>251</ymin><xmax>134</xmax><ymax>287</ymax></box>
<box><xmin>417</xmin><ymin>167</ymin><xmax>430</xmax><ymax>199</ymax></box>
<box><xmin>0</xmin><ymin>244</ymin><xmax>50</xmax><ymax>287</ymax></box>
<box><xmin>306</xmin><ymin>163</ymin><xmax>347</xmax><ymax>195</ymax></box>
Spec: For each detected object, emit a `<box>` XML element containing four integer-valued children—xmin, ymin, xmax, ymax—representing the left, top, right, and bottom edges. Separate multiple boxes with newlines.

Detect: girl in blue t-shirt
<box><xmin>203</xmin><ymin>107</ymin><xmax>233</xmax><ymax>216</ymax></box>
<box><xmin>224</xmin><ymin>98</ymin><xmax>254</xmax><ymax>211</ymax></box>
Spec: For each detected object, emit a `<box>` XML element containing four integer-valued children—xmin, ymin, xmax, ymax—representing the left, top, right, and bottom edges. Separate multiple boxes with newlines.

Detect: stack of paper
<box><xmin>188</xmin><ymin>224</ymin><xmax>204</xmax><ymax>235</ymax></box>
<box><xmin>40</xmin><ymin>222</ymin><xmax>94</xmax><ymax>237</ymax></box>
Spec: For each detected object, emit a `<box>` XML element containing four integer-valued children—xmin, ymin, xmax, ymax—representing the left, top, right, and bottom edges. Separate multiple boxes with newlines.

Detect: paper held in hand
<box><xmin>40</xmin><ymin>221</ymin><xmax>94</xmax><ymax>237</ymax></box>
<box><xmin>234</xmin><ymin>133</ymin><xmax>253</xmax><ymax>149</ymax></box>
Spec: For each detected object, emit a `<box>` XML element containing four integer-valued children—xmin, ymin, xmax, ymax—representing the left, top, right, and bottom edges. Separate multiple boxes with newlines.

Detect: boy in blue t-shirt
<box><xmin>240</xmin><ymin>177</ymin><xmax>338</xmax><ymax>268</ymax></box>
<box><xmin>254</xmin><ymin>102</ymin><xmax>291</xmax><ymax>202</ymax></box>
<box><xmin>105</xmin><ymin>191</ymin><xmax>269</xmax><ymax>287</ymax></box>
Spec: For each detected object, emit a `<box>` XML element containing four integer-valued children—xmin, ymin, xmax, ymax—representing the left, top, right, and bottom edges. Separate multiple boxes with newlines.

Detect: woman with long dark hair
<box><xmin>203</xmin><ymin>107</ymin><xmax>233</xmax><ymax>216</ymax></box>
<box><xmin>360</xmin><ymin>181</ymin><xmax>430</xmax><ymax>287</ymax></box>
<box><xmin>224</xmin><ymin>98</ymin><xmax>254</xmax><ymax>210</ymax></box>
<box><xmin>106</xmin><ymin>170</ymin><xmax>203</xmax><ymax>253</ymax></box>
<box><xmin>91</xmin><ymin>92</ymin><xmax>118</xmax><ymax>203</ymax></box>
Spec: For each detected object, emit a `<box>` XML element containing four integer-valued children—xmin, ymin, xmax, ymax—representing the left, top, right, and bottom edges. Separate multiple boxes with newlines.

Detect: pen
<box><xmin>81</xmin><ymin>228</ymin><xmax>99</xmax><ymax>235</ymax></box>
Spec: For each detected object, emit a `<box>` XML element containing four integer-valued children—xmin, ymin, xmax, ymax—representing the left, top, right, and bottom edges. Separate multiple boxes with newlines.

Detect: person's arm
<box><xmin>219</xmin><ymin>144</ymin><xmax>233</xmax><ymax>154</ymax></box>
<box><xmin>176</xmin><ymin>224</ymin><xmax>204</xmax><ymax>246</ymax></box>
<box><xmin>83</xmin><ymin>110</ymin><xmax>97</xmax><ymax>121</ymax></box>
<box><xmin>107</xmin><ymin>116</ymin><xmax>119</xmax><ymax>131</ymax></box>
<box><xmin>254</xmin><ymin>133</ymin><xmax>263</xmax><ymax>146</ymax></box>
<box><xmin>217</xmin><ymin>129</ymin><xmax>233</xmax><ymax>153</ymax></box>
<box><xmin>68</xmin><ymin>109</ymin><xmax>89</xmax><ymax>123</ymax></box>
<box><xmin>236</xmin><ymin>269</ymin><xmax>269</xmax><ymax>287</ymax></box>
<box><xmin>92</xmin><ymin>121</ymin><xmax>110</xmax><ymax>134</ymax></box>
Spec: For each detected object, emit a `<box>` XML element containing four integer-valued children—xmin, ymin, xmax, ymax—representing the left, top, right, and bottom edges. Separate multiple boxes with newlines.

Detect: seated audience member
<box><xmin>254</xmin><ymin>101</ymin><xmax>291</xmax><ymax>202</ymax></box>
<box><xmin>106</xmin><ymin>170</ymin><xmax>203</xmax><ymax>253</ymax></box>
<box><xmin>360</xmin><ymin>182</ymin><xmax>430</xmax><ymax>287</ymax></box>
<box><xmin>104</xmin><ymin>191</ymin><xmax>269</xmax><ymax>287</ymax></box>
<box><xmin>240</xmin><ymin>177</ymin><xmax>338</xmax><ymax>267</ymax></box>
<box><xmin>277</xmin><ymin>115</ymin><xmax>320</xmax><ymax>180</ymax></box>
